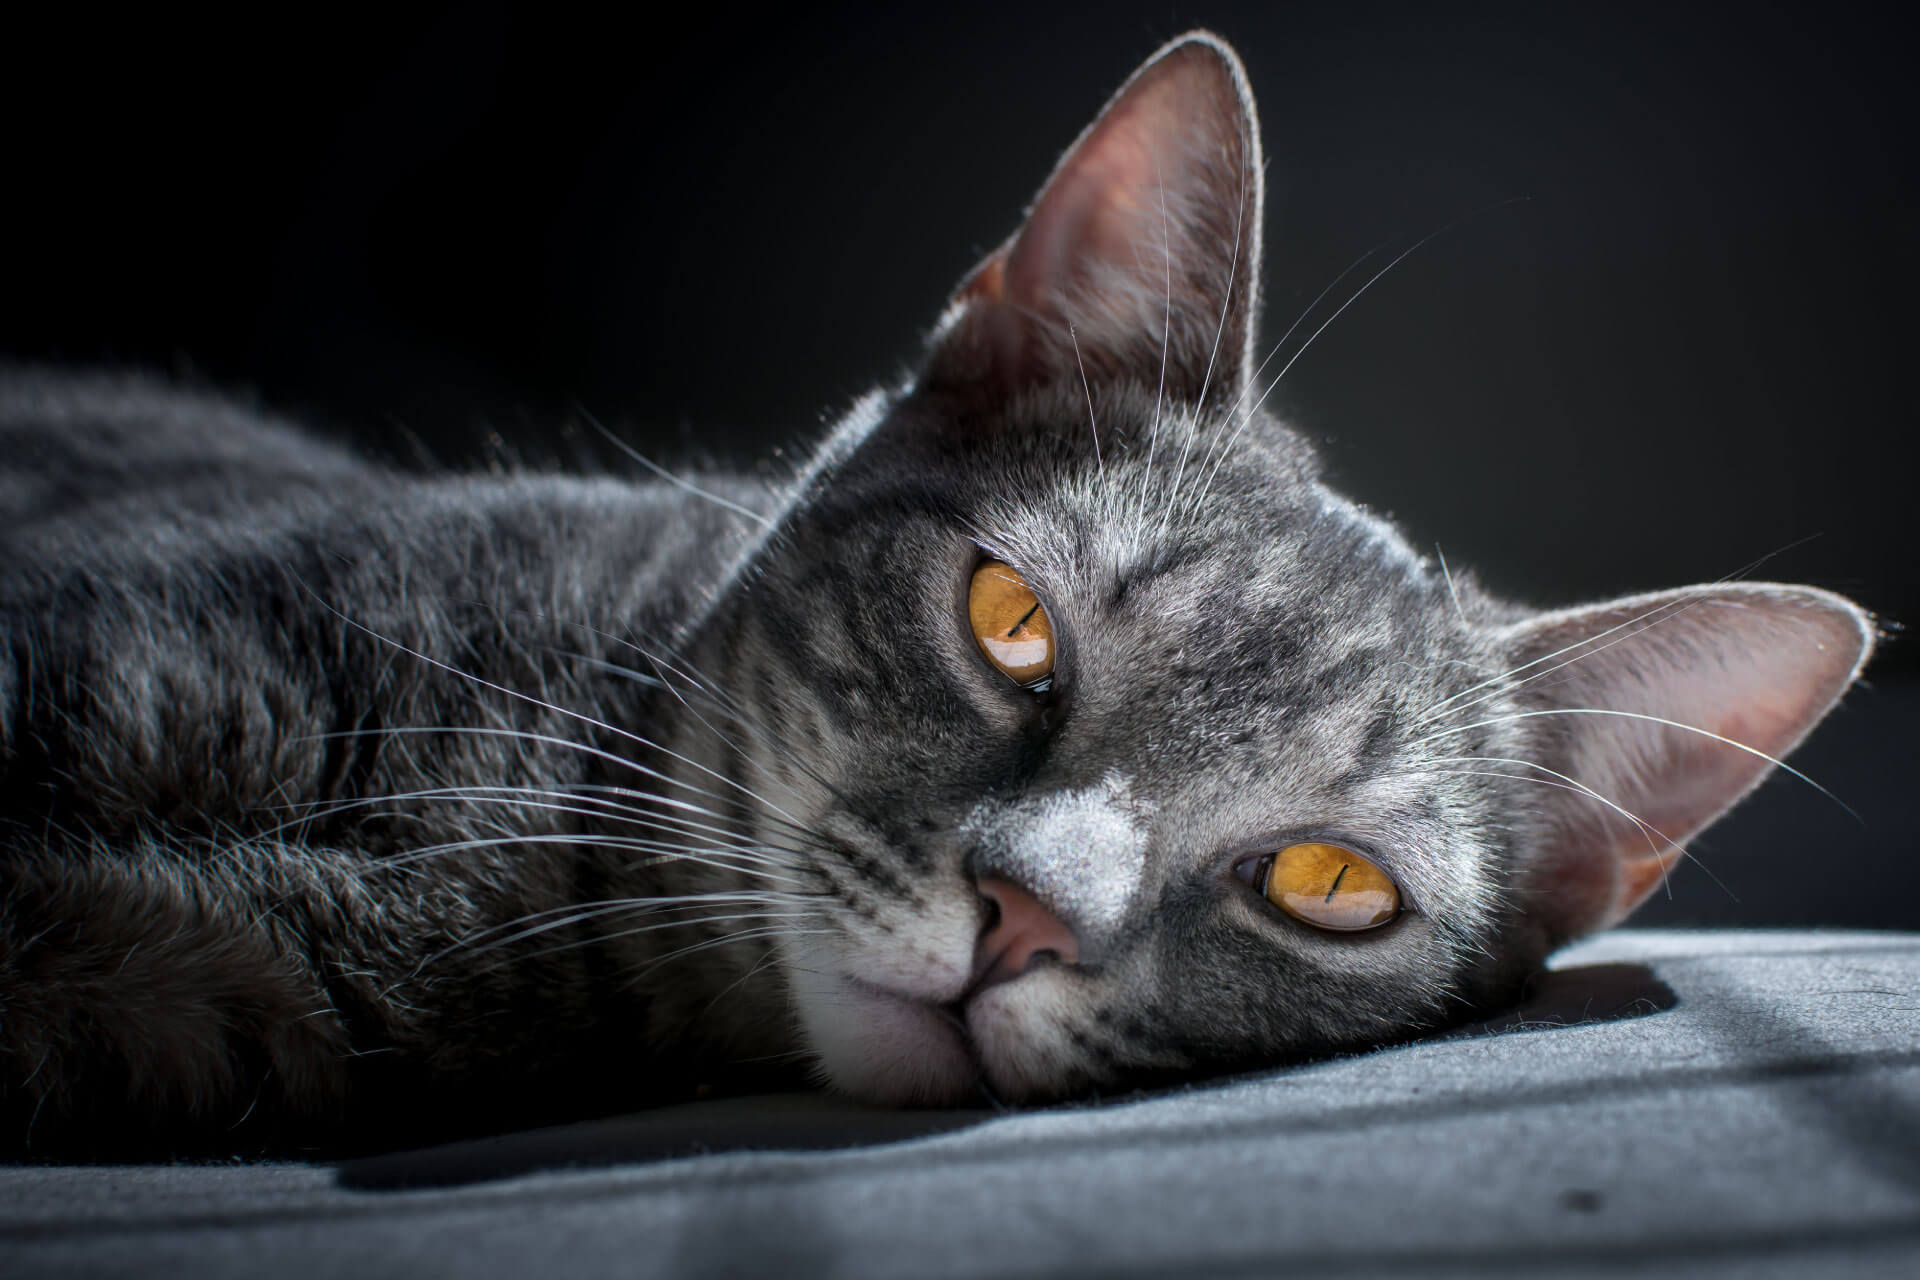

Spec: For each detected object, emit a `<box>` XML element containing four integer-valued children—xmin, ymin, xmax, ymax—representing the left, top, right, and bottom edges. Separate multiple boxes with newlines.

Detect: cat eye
<box><xmin>1239</xmin><ymin>842</ymin><xmax>1400</xmax><ymax>932</ymax></box>
<box><xmin>968</xmin><ymin>560</ymin><xmax>1056</xmax><ymax>688</ymax></box>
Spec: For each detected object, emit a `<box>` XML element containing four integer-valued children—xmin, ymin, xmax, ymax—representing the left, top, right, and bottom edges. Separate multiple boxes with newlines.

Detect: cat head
<box><xmin>719</xmin><ymin>33</ymin><xmax>1874</xmax><ymax>1104</ymax></box>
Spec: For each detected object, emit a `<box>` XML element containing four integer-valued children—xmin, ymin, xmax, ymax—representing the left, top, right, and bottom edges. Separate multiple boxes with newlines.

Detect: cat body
<box><xmin>1</xmin><ymin>376</ymin><xmax>791</xmax><ymax>1147</ymax></box>
<box><xmin>0</xmin><ymin>34</ymin><xmax>1874</xmax><ymax>1156</ymax></box>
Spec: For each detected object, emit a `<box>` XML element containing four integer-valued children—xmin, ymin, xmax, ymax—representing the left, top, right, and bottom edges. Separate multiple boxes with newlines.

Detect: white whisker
<box><xmin>1426</xmin><ymin>755</ymin><xmax>1684</xmax><ymax>891</ymax></box>
<box><xmin>294</xmin><ymin>721</ymin><xmax>814</xmax><ymax>846</ymax></box>
<box><xmin>579</xmin><ymin>408</ymin><xmax>773</xmax><ymax>529</ymax></box>
<box><xmin>627</xmin><ymin>644</ymin><xmax>810</xmax><ymax>815</ymax></box>
<box><xmin>1428</xmin><ymin>763</ymin><xmax>1738</xmax><ymax>904</ymax></box>
<box><xmin>621</xmin><ymin>925</ymin><xmax>830</xmax><ymax>986</ymax></box>
<box><xmin>1137</xmin><ymin>158</ymin><xmax>1174</xmax><ymax>530</ymax></box>
<box><xmin>1193</xmin><ymin>202</ymin><xmax>1527</xmax><ymax>519</ymax></box>
<box><xmin>296</xmin><ymin>593</ymin><xmax>812</xmax><ymax>829</ymax></box>
<box><xmin>1157</xmin><ymin>143</ymin><xmax>1249</xmax><ymax>540</ymax></box>
<box><xmin>418</xmin><ymin>895</ymin><xmax>815</xmax><ymax>972</ymax></box>
<box><xmin>508</xmin><ymin>909</ymin><xmax>817</xmax><ymax>967</ymax></box>
<box><xmin>376</xmin><ymin>831</ymin><xmax>807</xmax><ymax>884</ymax></box>
<box><xmin>701</xmin><ymin>947</ymin><xmax>786</xmax><ymax>1015</ymax></box>
<box><xmin>1193</xmin><ymin>229</ymin><xmax>1453</xmax><ymax>517</ymax></box>
<box><xmin>580</xmin><ymin>620</ymin><xmax>856</xmax><ymax>813</ymax></box>
<box><xmin>1181</xmin><ymin>238</ymin><xmax>1394</xmax><ymax>517</ymax></box>
<box><xmin>1421</xmin><ymin>710</ymin><xmax>1857</xmax><ymax>820</ymax></box>
<box><xmin>261</xmin><ymin>782</ymin><xmax>777</xmax><ymax>855</ymax></box>
<box><xmin>1069</xmin><ymin>324</ymin><xmax>1103</xmax><ymax>478</ymax></box>
<box><xmin>1412</xmin><ymin>538</ymin><xmax>1819</xmax><ymax>727</ymax></box>
<box><xmin>1436</xmin><ymin>544</ymin><xmax>1467</xmax><ymax>627</ymax></box>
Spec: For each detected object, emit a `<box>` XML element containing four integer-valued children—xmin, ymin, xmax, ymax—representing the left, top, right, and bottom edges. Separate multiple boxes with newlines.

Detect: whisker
<box><xmin>1191</xmin><ymin>201</ymin><xmax>1528</xmax><ymax>519</ymax></box>
<box><xmin>579</xmin><ymin>408</ymin><xmax>773</xmax><ymax>530</ymax></box>
<box><xmin>557</xmin><ymin>651</ymin><xmax>667</xmax><ymax>691</ymax></box>
<box><xmin>1137</xmin><ymin>157</ymin><xmax>1175</xmax><ymax>531</ymax></box>
<box><xmin>1436</xmin><ymin>767</ymin><xmax>1751</xmax><ymax>905</ymax></box>
<box><xmin>700</xmin><ymin>947</ymin><xmax>786</xmax><ymax>1015</ymax></box>
<box><xmin>418</xmin><ymin>895</ymin><xmax>816</xmax><ymax>971</ymax></box>
<box><xmin>552</xmin><ymin>788</ymin><xmax>828</xmax><ymax>866</ymax></box>
<box><xmin>620</xmin><ymin>925</ymin><xmax>833</xmax><ymax>987</ymax></box>
<box><xmin>627</xmin><ymin>644</ymin><xmax>809</xmax><ymax>814</ymax></box>
<box><xmin>578</xmin><ymin>619</ymin><xmax>859</xmax><ymax>814</ymax></box>
<box><xmin>1191</xmin><ymin>226</ymin><xmax>1462</xmax><ymax>517</ymax></box>
<box><xmin>435</xmin><ymin>808</ymin><xmax>794</xmax><ymax>868</ymax></box>
<box><xmin>293</xmin><ymin>723</ymin><xmax>816</xmax><ymax>844</ymax></box>
<box><xmin>261</xmin><ymin>782</ymin><xmax>781</xmax><ymax>855</ymax></box>
<box><xmin>1420</xmin><ymin>710</ymin><xmax>1859</xmax><ymax>821</ymax></box>
<box><xmin>1436</xmin><ymin>544</ymin><xmax>1468</xmax><ymax>627</ymax></box>
<box><xmin>461</xmin><ymin>889</ymin><xmax>811</xmax><ymax>941</ymax></box>
<box><xmin>1069</xmin><ymin>324</ymin><xmax>1103</xmax><ymax>478</ymax></box>
<box><xmin>1412</xmin><ymin>536</ymin><xmax>1823</xmax><ymax>727</ymax></box>
<box><xmin>269</xmin><ymin>778</ymin><xmax>818</xmax><ymax>872</ymax></box>
<box><xmin>1156</xmin><ymin>142</ymin><xmax>1250</xmax><ymax>540</ymax></box>
<box><xmin>374</xmin><ymin>831</ymin><xmax>808</xmax><ymax>883</ymax></box>
<box><xmin>1180</xmin><ymin>240</ymin><xmax>1394</xmax><ymax>516</ymax></box>
<box><xmin>1413</xmin><ymin>594</ymin><xmax>1702</xmax><ymax>730</ymax></box>
<box><xmin>513</xmin><ymin>911</ymin><xmax>819</xmax><ymax>969</ymax></box>
<box><xmin>1425</xmin><ymin>755</ymin><xmax>1687</xmax><ymax>895</ymax></box>
<box><xmin>295</xmin><ymin>592</ymin><xmax>813</xmax><ymax>829</ymax></box>
<box><xmin>565</xmin><ymin>780</ymin><xmax>826</xmax><ymax>847</ymax></box>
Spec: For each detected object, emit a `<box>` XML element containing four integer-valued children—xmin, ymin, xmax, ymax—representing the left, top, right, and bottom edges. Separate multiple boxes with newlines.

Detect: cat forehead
<box><xmin>818</xmin><ymin>391</ymin><xmax>1467</xmax><ymax>680</ymax></box>
<box><xmin>979</xmin><ymin>451</ymin><xmax>1432</xmax><ymax>629</ymax></box>
<box><xmin>912</xmin><ymin>388</ymin><xmax>1401</xmax><ymax>571</ymax></box>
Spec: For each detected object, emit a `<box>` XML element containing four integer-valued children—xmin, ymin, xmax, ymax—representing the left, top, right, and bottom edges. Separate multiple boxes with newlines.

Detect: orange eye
<box><xmin>1260</xmin><ymin>843</ymin><xmax>1400</xmax><ymax>932</ymax></box>
<box><xmin>968</xmin><ymin>560</ymin><xmax>1056</xmax><ymax>687</ymax></box>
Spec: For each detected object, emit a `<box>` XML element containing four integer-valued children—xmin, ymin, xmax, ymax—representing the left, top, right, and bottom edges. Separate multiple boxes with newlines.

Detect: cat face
<box><xmin>714</xmin><ymin>34</ymin><xmax>1874</xmax><ymax>1104</ymax></box>
<box><xmin>751</xmin><ymin>390</ymin><xmax>1518</xmax><ymax>1103</ymax></box>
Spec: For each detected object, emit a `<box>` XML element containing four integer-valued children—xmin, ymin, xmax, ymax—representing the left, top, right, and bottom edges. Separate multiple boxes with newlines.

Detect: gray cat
<box><xmin>0</xmin><ymin>32</ymin><xmax>1874</xmax><ymax>1157</ymax></box>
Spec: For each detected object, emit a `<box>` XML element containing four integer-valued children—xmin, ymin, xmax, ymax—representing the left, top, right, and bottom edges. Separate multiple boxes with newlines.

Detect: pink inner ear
<box><xmin>1624</xmin><ymin>701</ymin><xmax>1796</xmax><ymax>844</ymax></box>
<box><xmin>1000</xmin><ymin>92</ymin><xmax>1166</xmax><ymax>313</ymax></box>
<box><xmin>1507</xmin><ymin>584</ymin><xmax>1873</xmax><ymax>940</ymax></box>
<box><xmin>1611</xmin><ymin>852</ymin><xmax>1677</xmax><ymax>920</ymax></box>
<box><xmin>925</xmin><ymin>33</ymin><xmax>1261</xmax><ymax>401</ymax></box>
<box><xmin>958</xmin><ymin>255</ymin><xmax>1008</xmax><ymax>305</ymax></box>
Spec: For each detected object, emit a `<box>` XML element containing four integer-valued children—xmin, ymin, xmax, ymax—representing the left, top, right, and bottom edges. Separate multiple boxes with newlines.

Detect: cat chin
<box><xmin>798</xmin><ymin>974</ymin><xmax>1091</xmax><ymax>1107</ymax></box>
<box><xmin>800</xmin><ymin>974</ymin><xmax>981</xmax><ymax>1106</ymax></box>
<box><xmin>780</xmin><ymin>930</ymin><xmax>978</xmax><ymax>1104</ymax></box>
<box><xmin>781</xmin><ymin>933</ymin><xmax>1093</xmax><ymax>1105</ymax></box>
<box><xmin>787</xmin><ymin>965</ymin><xmax>1095</xmax><ymax>1107</ymax></box>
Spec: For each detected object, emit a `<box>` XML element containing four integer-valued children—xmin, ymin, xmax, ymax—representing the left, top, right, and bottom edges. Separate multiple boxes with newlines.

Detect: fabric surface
<box><xmin>2</xmin><ymin>928</ymin><xmax>1917</xmax><ymax>1278</ymax></box>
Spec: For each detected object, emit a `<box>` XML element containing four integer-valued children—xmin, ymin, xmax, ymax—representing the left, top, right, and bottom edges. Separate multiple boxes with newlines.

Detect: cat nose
<box><xmin>972</xmin><ymin>877</ymin><xmax>1081</xmax><ymax>990</ymax></box>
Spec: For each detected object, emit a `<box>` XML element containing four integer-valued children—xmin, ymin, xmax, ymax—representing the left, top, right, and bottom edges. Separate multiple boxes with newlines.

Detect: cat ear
<box><xmin>921</xmin><ymin>32</ymin><xmax>1263</xmax><ymax>407</ymax></box>
<box><xmin>1498</xmin><ymin>583</ymin><xmax>1874</xmax><ymax>944</ymax></box>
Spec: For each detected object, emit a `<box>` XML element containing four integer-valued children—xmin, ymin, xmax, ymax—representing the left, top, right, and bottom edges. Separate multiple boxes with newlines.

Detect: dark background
<box><xmin>6</xmin><ymin>1</ymin><xmax>1913</xmax><ymax>927</ymax></box>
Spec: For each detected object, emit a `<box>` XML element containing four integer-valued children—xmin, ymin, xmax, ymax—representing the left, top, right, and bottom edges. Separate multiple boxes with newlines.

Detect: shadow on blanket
<box><xmin>338</xmin><ymin>960</ymin><xmax>1677</xmax><ymax>1190</ymax></box>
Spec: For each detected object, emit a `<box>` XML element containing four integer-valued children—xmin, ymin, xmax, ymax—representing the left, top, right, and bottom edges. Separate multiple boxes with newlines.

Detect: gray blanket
<box><xmin>4</xmin><ymin>929</ymin><xmax>1917</xmax><ymax>1278</ymax></box>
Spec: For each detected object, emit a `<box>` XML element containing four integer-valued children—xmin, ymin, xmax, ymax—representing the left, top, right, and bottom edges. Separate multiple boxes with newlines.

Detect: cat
<box><xmin>0</xmin><ymin>31</ymin><xmax>1875</xmax><ymax>1159</ymax></box>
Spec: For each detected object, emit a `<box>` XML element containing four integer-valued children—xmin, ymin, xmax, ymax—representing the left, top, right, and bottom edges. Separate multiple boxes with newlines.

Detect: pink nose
<box><xmin>973</xmin><ymin>877</ymin><xmax>1080</xmax><ymax>990</ymax></box>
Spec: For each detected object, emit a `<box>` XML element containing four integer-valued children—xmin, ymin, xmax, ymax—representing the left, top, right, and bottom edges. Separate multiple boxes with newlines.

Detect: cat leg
<box><xmin>0</xmin><ymin>837</ymin><xmax>356</xmax><ymax>1157</ymax></box>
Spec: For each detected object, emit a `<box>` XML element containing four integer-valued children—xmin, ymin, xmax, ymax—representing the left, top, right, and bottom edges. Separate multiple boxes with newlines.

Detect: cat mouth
<box><xmin>825</xmin><ymin>976</ymin><xmax>986</xmax><ymax>1104</ymax></box>
<box><xmin>836</xmin><ymin>972</ymin><xmax>1052</xmax><ymax>1106</ymax></box>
